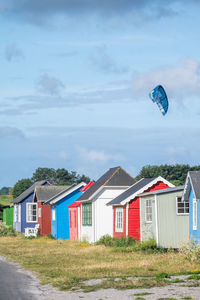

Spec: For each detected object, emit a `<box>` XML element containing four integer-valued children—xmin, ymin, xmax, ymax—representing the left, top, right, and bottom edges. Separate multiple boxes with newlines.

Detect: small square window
<box><xmin>177</xmin><ymin>197</ymin><xmax>189</xmax><ymax>215</ymax></box>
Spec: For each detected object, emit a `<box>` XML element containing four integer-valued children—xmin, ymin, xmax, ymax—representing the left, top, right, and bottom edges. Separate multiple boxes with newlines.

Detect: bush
<box><xmin>96</xmin><ymin>235</ymin><xmax>159</xmax><ymax>252</ymax></box>
<box><xmin>0</xmin><ymin>222</ymin><xmax>17</xmax><ymax>237</ymax></box>
<box><xmin>180</xmin><ymin>240</ymin><xmax>200</xmax><ymax>262</ymax></box>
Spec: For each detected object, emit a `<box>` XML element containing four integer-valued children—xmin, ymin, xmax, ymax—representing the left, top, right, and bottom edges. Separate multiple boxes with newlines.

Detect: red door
<box><xmin>69</xmin><ymin>208</ymin><xmax>78</xmax><ymax>240</ymax></box>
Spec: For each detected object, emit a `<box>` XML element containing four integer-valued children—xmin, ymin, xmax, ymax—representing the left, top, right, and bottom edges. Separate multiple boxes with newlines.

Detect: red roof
<box><xmin>80</xmin><ymin>181</ymin><xmax>95</xmax><ymax>192</ymax></box>
<box><xmin>68</xmin><ymin>202</ymin><xmax>81</xmax><ymax>208</ymax></box>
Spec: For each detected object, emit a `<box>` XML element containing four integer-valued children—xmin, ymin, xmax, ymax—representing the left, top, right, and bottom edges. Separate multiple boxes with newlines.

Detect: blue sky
<box><xmin>1</xmin><ymin>0</ymin><xmax>200</xmax><ymax>187</ymax></box>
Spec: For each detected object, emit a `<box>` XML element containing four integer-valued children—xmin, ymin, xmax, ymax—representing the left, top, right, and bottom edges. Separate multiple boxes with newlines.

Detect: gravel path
<box><xmin>1</xmin><ymin>255</ymin><xmax>200</xmax><ymax>300</ymax></box>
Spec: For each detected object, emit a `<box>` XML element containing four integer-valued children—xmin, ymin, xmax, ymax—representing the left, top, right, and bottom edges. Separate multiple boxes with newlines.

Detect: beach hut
<box><xmin>108</xmin><ymin>177</ymin><xmax>174</xmax><ymax>240</ymax></box>
<box><xmin>68</xmin><ymin>181</ymin><xmax>95</xmax><ymax>240</ymax></box>
<box><xmin>183</xmin><ymin>171</ymin><xmax>200</xmax><ymax>244</ymax></box>
<box><xmin>77</xmin><ymin>166</ymin><xmax>135</xmax><ymax>243</ymax></box>
<box><xmin>139</xmin><ymin>185</ymin><xmax>189</xmax><ymax>248</ymax></box>
<box><xmin>33</xmin><ymin>185</ymin><xmax>70</xmax><ymax>236</ymax></box>
<box><xmin>13</xmin><ymin>180</ymin><xmax>49</xmax><ymax>233</ymax></box>
<box><xmin>46</xmin><ymin>182</ymin><xmax>86</xmax><ymax>240</ymax></box>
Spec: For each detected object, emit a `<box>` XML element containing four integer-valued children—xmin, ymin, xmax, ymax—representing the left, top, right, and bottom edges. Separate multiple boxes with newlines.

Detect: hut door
<box><xmin>69</xmin><ymin>208</ymin><xmax>78</xmax><ymax>240</ymax></box>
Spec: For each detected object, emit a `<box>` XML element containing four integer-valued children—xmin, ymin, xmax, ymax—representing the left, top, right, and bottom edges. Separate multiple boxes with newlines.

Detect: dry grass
<box><xmin>0</xmin><ymin>236</ymin><xmax>199</xmax><ymax>291</ymax></box>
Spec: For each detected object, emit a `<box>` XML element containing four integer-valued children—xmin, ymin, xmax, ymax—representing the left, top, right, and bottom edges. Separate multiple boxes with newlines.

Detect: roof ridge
<box><xmin>103</xmin><ymin>167</ymin><xmax>121</xmax><ymax>186</ymax></box>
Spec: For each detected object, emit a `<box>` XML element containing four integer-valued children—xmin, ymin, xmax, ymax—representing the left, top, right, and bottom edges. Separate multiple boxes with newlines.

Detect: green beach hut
<box><xmin>139</xmin><ymin>186</ymin><xmax>189</xmax><ymax>249</ymax></box>
<box><xmin>3</xmin><ymin>206</ymin><xmax>14</xmax><ymax>228</ymax></box>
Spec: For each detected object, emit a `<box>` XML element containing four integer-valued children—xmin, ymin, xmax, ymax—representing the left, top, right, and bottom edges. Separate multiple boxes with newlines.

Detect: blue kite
<box><xmin>149</xmin><ymin>85</ymin><xmax>168</xmax><ymax>116</ymax></box>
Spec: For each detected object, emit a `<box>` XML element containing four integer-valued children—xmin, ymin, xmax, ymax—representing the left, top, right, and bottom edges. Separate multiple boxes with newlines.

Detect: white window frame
<box><xmin>193</xmin><ymin>198</ymin><xmax>197</xmax><ymax>230</ymax></box>
<box><xmin>18</xmin><ymin>204</ymin><xmax>21</xmax><ymax>222</ymax></box>
<box><xmin>38</xmin><ymin>207</ymin><xmax>41</xmax><ymax>218</ymax></box>
<box><xmin>115</xmin><ymin>207</ymin><xmax>123</xmax><ymax>233</ymax></box>
<box><xmin>176</xmin><ymin>196</ymin><xmax>189</xmax><ymax>215</ymax></box>
<box><xmin>14</xmin><ymin>205</ymin><xmax>17</xmax><ymax>222</ymax></box>
<box><xmin>26</xmin><ymin>203</ymin><xmax>37</xmax><ymax>223</ymax></box>
<box><xmin>52</xmin><ymin>209</ymin><xmax>56</xmax><ymax>221</ymax></box>
<box><xmin>145</xmin><ymin>199</ymin><xmax>152</xmax><ymax>223</ymax></box>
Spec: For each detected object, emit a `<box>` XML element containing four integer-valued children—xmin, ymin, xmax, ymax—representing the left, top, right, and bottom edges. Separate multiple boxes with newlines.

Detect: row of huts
<box><xmin>3</xmin><ymin>166</ymin><xmax>200</xmax><ymax>248</ymax></box>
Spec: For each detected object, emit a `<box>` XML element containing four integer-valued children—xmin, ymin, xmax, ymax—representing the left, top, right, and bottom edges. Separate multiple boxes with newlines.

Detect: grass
<box><xmin>0</xmin><ymin>195</ymin><xmax>13</xmax><ymax>206</ymax></box>
<box><xmin>0</xmin><ymin>236</ymin><xmax>200</xmax><ymax>291</ymax></box>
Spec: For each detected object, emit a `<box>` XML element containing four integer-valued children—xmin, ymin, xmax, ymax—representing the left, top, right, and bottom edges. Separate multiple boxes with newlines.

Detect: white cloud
<box><xmin>133</xmin><ymin>58</ymin><xmax>200</xmax><ymax>96</ymax></box>
<box><xmin>37</xmin><ymin>74</ymin><xmax>65</xmax><ymax>96</ymax></box>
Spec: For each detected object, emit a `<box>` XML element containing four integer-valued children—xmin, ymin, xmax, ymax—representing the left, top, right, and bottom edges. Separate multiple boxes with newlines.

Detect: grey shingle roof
<box><xmin>13</xmin><ymin>180</ymin><xmax>47</xmax><ymax>204</ymax></box>
<box><xmin>77</xmin><ymin>166</ymin><xmax>135</xmax><ymax>202</ymax></box>
<box><xmin>107</xmin><ymin>178</ymin><xmax>155</xmax><ymax>205</ymax></box>
<box><xmin>188</xmin><ymin>171</ymin><xmax>200</xmax><ymax>199</ymax></box>
<box><xmin>34</xmin><ymin>185</ymin><xmax>71</xmax><ymax>202</ymax></box>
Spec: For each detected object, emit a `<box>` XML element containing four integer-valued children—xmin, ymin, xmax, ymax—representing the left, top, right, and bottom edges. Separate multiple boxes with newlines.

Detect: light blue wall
<box><xmin>51</xmin><ymin>189</ymin><xmax>83</xmax><ymax>240</ymax></box>
<box><xmin>189</xmin><ymin>188</ymin><xmax>200</xmax><ymax>243</ymax></box>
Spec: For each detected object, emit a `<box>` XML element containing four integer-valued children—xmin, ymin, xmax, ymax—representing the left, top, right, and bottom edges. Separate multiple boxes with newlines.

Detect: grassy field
<box><xmin>0</xmin><ymin>236</ymin><xmax>199</xmax><ymax>291</ymax></box>
<box><xmin>0</xmin><ymin>195</ymin><xmax>13</xmax><ymax>206</ymax></box>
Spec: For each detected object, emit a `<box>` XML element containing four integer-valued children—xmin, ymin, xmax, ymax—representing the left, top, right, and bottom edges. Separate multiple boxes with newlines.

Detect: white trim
<box><xmin>155</xmin><ymin>195</ymin><xmax>159</xmax><ymax>246</ymax></box>
<box><xmin>18</xmin><ymin>204</ymin><xmax>21</xmax><ymax>222</ymax></box>
<box><xmin>78</xmin><ymin>206</ymin><xmax>81</xmax><ymax>240</ymax></box>
<box><xmin>48</xmin><ymin>182</ymin><xmax>86</xmax><ymax>205</ymax></box>
<box><xmin>52</xmin><ymin>209</ymin><xmax>56</xmax><ymax>221</ymax></box>
<box><xmin>14</xmin><ymin>205</ymin><xmax>17</xmax><ymax>223</ymax></box>
<box><xmin>126</xmin><ymin>203</ymin><xmax>129</xmax><ymax>236</ymax></box>
<box><xmin>38</xmin><ymin>207</ymin><xmax>41</xmax><ymax>218</ymax></box>
<box><xmin>140</xmin><ymin>198</ymin><xmax>142</xmax><ymax>241</ymax></box>
<box><xmin>26</xmin><ymin>203</ymin><xmax>37</xmax><ymax>223</ymax></box>
<box><xmin>121</xmin><ymin>176</ymin><xmax>174</xmax><ymax>206</ymax></box>
<box><xmin>193</xmin><ymin>198</ymin><xmax>197</xmax><ymax>230</ymax></box>
<box><xmin>115</xmin><ymin>207</ymin><xmax>123</xmax><ymax>233</ymax></box>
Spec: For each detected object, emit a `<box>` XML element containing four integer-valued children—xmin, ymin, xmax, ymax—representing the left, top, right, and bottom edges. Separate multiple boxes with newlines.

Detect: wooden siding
<box><xmin>3</xmin><ymin>207</ymin><xmax>13</xmax><ymax>228</ymax></box>
<box><xmin>38</xmin><ymin>202</ymin><xmax>51</xmax><ymax>236</ymax></box>
<box><xmin>128</xmin><ymin>181</ymin><xmax>170</xmax><ymax>241</ymax></box>
<box><xmin>51</xmin><ymin>189</ymin><xmax>83</xmax><ymax>240</ymax></box>
<box><xmin>113</xmin><ymin>205</ymin><xmax>126</xmax><ymax>238</ymax></box>
<box><xmin>157</xmin><ymin>190</ymin><xmax>189</xmax><ymax>248</ymax></box>
<box><xmin>189</xmin><ymin>188</ymin><xmax>200</xmax><ymax>244</ymax></box>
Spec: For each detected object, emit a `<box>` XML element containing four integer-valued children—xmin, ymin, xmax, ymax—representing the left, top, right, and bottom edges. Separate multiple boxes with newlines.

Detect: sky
<box><xmin>1</xmin><ymin>0</ymin><xmax>200</xmax><ymax>187</ymax></box>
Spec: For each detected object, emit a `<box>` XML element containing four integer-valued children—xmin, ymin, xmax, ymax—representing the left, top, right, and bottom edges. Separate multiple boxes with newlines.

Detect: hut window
<box><xmin>193</xmin><ymin>199</ymin><xmax>197</xmax><ymax>230</ymax></box>
<box><xmin>27</xmin><ymin>203</ymin><xmax>37</xmax><ymax>222</ymax></box>
<box><xmin>115</xmin><ymin>207</ymin><xmax>123</xmax><ymax>232</ymax></box>
<box><xmin>176</xmin><ymin>197</ymin><xmax>189</xmax><ymax>215</ymax></box>
<box><xmin>145</xmin><ymin>199</ymin><xmax>152</xmax><ymax>223</ymax></box>
<box><xmin>82</xmin><ymin>203</ymin><xmax>92</xmax><ymax>226</ymax></box>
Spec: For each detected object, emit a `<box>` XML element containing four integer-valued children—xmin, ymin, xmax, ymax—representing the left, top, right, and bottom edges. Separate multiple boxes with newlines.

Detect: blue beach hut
<box><xmin>46</xmin><ymin>182</ymin><xmax>85</xmax><ymax>240</ymax></box>
<box><xmin>183</xmin><ymin>171</ymin><xmax>200</xmax><ymax>244</ymax></box>
<box><xmin>13</xmin><ymin>180</ymin><xmax>49</xmax><ymax>233</ymax></box>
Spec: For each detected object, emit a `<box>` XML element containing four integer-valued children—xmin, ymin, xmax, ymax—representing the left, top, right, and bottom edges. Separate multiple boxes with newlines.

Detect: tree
<box><xmin>32</xmin><ymin>168</ymin><xmax>56</xmax><ymax>183</ymax></box>
<box><xmin>136</xmin><ymin>164</ymin><xmax>200</xmax><ymax>186</ymax></box>
<box><xmin>13</xmin><ymin>178</ymin><xmax>33</xmax><ymax>198</ymax></box>
<box><xmin>0</xmin><ymin>187</ymin><xmax>10</xmax><ymax>195</ymax></box>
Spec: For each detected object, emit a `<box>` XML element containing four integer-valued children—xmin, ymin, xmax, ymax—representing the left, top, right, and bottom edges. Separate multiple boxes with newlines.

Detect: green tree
<box><xmin>13</xmin><ymin>178</ymin><xmax>33</xmax><ymax>198</ymax></box>
<box><xmin>0</xmin><ymin>187</ymin><xmax>10</xmax><ymax>195</ymax></box>
<box><xmin>135</xmin><ymin>164</ymin><xmax>199</xmax><ymax>186</ymax></box>
<box><xmin>32</xmin><ymin>168</ymin><xmax>56</xmax><ymax>183</ymax></box>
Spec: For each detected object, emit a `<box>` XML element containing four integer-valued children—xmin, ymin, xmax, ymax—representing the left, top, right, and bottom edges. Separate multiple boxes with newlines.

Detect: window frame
<box><xmin>176</xmin><ymin>196</ymin><xmax>189</xmax><ymax>215</ymax></box>
<box><xmin>82</xmin><ymin>203</ymin><xmax>92</xmax><ymax>226</ymax></box>
<box><xmin>193</xmin><ymin>198</ymin><xmax>197</xmax><ymax>231</ymax></box>
<box><xmin>145</xmin><ymin>199</ymin><xmax>152</xmax><ymax>223</ymax></box>
<box><xmin>115</xmin><ymin>207</ymin><xmax>124</xmax><ymax>233</ymax></box>
<box><xmin>26</xmin><ymin>203</ymin><xmax>37</xmax><ymax>223</ymax></box>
